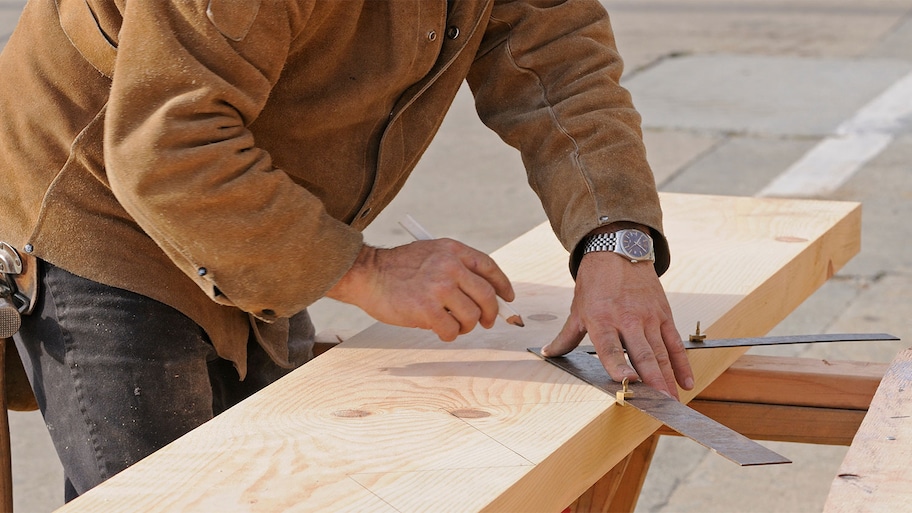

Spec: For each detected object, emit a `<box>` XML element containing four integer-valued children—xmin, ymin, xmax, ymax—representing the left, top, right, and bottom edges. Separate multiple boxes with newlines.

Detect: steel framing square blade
<box><xmin>528</xmin><ymin>347</ymin><xmax>791</xmax><ymax>466</ymax></box>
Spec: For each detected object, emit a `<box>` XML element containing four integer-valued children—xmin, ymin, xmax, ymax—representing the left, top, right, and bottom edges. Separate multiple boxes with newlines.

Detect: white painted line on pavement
<box><xmin>757</xmin><ymin>70</ymin><xmax>912</xmax><ymax>198</ymax></box>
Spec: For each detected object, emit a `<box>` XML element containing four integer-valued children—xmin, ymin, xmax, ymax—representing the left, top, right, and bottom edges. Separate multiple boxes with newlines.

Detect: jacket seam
<box><xmin>493</xmin><ymin>15</ymin><xmax>600</xmax><ymax>220</ymax></box>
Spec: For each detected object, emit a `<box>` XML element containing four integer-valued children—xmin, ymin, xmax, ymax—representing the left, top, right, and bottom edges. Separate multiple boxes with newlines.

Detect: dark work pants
<box><xmin>13</xmin><ymin>263</ymin><xmax>303</xmax><ymax>502</ymax></box>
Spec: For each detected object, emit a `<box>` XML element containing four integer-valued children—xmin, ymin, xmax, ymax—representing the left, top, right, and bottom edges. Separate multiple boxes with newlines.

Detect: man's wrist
<box><xmin>570</xmin><ymin>222</ymin><xmax>652</xmax><ymax>278</ymax></box>
<box><xmin>326</xmin><ymin>244</ymin><xmax>377</xmax><ymax>304</ymax></box>
<box><xmin>582</xmin><ymin>227</ymin><xmax>655</xmax><ymax>264</ymax></box>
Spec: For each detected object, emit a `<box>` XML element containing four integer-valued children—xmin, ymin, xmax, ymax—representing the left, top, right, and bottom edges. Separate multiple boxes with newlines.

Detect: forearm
<box><xmin>325</xmin><ymin>245</ymin><xmax>378</xmax><ymax>305</ymax></box>
<box><xmin>468</xmin><ymin>0</ymin><xmax>669</xmax><ymax>275</ymax></box>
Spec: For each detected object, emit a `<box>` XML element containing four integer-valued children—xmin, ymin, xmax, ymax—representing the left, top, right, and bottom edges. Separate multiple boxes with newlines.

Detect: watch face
<box><xmin>621</xmin><ymin>230</ymin><xmax>652</xmax><ymax>259</ymax></box>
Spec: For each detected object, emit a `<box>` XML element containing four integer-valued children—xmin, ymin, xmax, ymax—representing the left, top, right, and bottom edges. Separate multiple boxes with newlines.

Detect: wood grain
<box><xmin>56</xmin><ymin>193</ymin><xmax>862</xmax><ymax>512</ymax></box>
<box><xmin>568</xmin><ymin>435</ymin><xmax>660</xmax><ymax>513</ymax></box>
<box><xmin>659</xmin><ymin>401</ymin><xmax>868</xmax><ymax>446</ymax></box>
<box><xmin>701</xmin><ymin>355</ymin><xmax>887</xmax><ymax>410</ymax></box>
<box><xmin>824</xmin><ymin>348</ymin><xmax>912</xmax><ymax>512</ymax></box>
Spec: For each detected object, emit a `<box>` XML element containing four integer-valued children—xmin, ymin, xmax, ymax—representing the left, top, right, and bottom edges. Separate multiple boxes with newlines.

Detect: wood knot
<box><xmin>449</xmin><ymin>408</ymin><xmax>491</xmax><ymax>419</ymax></box>
<box><xmin>528</xmin><ymin>314</ymin><xmax>558</xmax><ymax>322</ymax></box>
<box><xmin>332</xmin><ymin>409</ymin><xmax>372</xmax><ymax>418</ymax></box>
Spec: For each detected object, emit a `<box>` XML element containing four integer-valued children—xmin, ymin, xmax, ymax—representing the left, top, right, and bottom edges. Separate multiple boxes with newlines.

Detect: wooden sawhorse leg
<box><xmin>568</xmin><ymin>434</ymin><xmax>660</xmax><ymax>513</ymax></box>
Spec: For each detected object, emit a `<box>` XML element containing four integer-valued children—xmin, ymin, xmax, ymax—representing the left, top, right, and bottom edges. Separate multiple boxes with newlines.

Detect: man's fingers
<box><xmin>545</xmin><ymin>313</ymin><xmax>641</xmax><ymax>385</ymax></box>
<box><xmin>618</xmin><ymin>325</ymin><xmax>681</xmax><ymax>399</ymax></box>
<box><xmin>594</xmin><ymin>335</ymin><xmax>640</xmax><ymax>385</ymax></box>
<box><xmin>428</xmin><ymin>307</ymin><xmax>461</xmax><ymax>342</ymax></box>
<box><xmin>456</xmin><ymin>246</ymin><xmax>514</xmax><ymax>302</ymax></box>
<box><xmin>455</xmin><ymin>272</ymin><xmax>501</xmax><ymax>329</ymax></box>
<box><xmin>662</xmin><ymin>320</ymin><xmax>695</xmax><ymax>390</ymax></box>
<box><xmin>442</xmin><ymin>290</ymin><xmax>483</xmax><ymax>335</ymax></box>
<box><xmin>585</xmin><ymin>322</ymin><xmax>642</xmax><ymax>385</ymax></box>
<box><xmin>643</xmin><ymin>326</ymin><xmax>680</xmax><ymax>398</ymax></box>
<box><xmin>436</xmin><ymin>240</ymin><xmax>516</xmax><ymax>330</ymax></box>
<box><xmin>540</xmin><ymin>315</ymin><xmax>586</xmax><ymax>357</ymax></box>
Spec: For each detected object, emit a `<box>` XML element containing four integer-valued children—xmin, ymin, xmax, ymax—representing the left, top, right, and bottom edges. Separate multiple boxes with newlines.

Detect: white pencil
<box><xmin>398</xmin><ymin>214</ymin><xmax>525</xmax><ymax>328</ymax></box>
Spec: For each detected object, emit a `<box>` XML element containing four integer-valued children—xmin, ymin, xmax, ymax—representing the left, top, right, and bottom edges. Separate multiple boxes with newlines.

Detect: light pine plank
<box><xmin>660</xmin><ymin>401</ymin><xmax>867</xmax><ymax>446</ymax></box>
<box><xmin>824</xmin><ymin>348</ymin><xmax>912</xmax><ymax>512</ymax></box>
<box><xmin>700</xmin><ymin>355</ymin><xmax>887</xmax><ymax>410</ymax></box>
<box><xmin>568</xmin><ymin>435</ymin><xmax>660</xmax><ymax>513</ymax></box>
<box><xmin>57</xmin><ymin>193</ymin><xmax>861</xmax><ymax>512</ymax></box>
<box><xmin>349</xmin><ymin>467</ymin><xmax>534</xmax><ymax>513</ymax></box>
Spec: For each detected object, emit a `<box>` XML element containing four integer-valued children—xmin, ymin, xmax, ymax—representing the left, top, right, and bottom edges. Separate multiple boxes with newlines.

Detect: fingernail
<box><xmin>685</xmin><ymin>377</ymin><xmax>695</xmax><ymax>390</ymax></box>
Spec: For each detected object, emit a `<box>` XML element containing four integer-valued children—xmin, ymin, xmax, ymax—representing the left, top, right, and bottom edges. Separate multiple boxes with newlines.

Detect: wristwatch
<box><xmin>582</xmin><ymin>229</ymin><xmax>655</xmax><ymax>263</ymax></box>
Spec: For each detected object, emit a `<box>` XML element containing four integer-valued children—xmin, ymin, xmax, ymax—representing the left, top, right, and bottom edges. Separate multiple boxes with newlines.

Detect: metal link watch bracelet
<box><xmin>581</xmin><ymin>229</ymin><xmax>655</xmax><ymax>263</ymax></box>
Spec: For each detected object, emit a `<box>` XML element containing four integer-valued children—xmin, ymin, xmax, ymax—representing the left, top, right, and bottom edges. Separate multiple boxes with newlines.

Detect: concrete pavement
<box><xmin>3</xmin><ymin>1</ymin><xmax>912</xmax><ymax>511</ymax></box>
<box><xmin>610</xmin><ymin>2</ymin><xmax>912</xmax><ymax>511</ymax></box>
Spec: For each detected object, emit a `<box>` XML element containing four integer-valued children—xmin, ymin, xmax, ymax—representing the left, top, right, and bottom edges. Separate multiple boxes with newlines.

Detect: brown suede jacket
<box><xmin>0</xmin><ymin>0</ymin><xmax>668</xmax><ymax>377</ymax></box>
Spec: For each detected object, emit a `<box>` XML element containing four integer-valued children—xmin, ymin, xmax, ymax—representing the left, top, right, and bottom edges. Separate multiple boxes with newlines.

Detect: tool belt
<box><xmin>0</xmin><ymin>242</ymin><xmax>39</xmax><ymax>411</ymax></box>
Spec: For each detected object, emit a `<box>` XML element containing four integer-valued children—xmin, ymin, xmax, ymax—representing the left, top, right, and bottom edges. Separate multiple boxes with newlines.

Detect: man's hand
<box><xmin>327</xmin><ymin>240</ymin><xmax>515</xmax><ymax>341</ymax></box>
<box><xmin>541</xmin><ymin>251</ymin><xmax>694</xmax><ymax>399</ymax></box>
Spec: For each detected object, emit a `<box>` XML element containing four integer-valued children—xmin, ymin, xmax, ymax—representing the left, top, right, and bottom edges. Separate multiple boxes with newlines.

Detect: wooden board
<box><xmin>700</xmin><ymin>355</ymin><xmax>887</xmax><ymax>410</ymax></box>
<box><xmin>56</xmin><ymin>193</ymin><xmax>861</xmax><ymax>512</ymax></box>
<box><xmin>824</xmin><ymin>348</ymin><xmax>912</xmax><ymax>512</ymax></box>
<box><xmin>655</xmin><ymin>355</ymin><xmax>886</xmax><ymax>446</ymax></box>
<box><xmin>660</xmin><ymin>400</ymin><xmax>868</xmax><ymax>446</ymax></box>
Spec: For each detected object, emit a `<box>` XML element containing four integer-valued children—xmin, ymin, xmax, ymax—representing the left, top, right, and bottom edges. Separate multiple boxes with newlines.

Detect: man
<box><xmin>0</xmin><ymin>0</ymin><xmax>693</xmax><ymax>501</ymax></box>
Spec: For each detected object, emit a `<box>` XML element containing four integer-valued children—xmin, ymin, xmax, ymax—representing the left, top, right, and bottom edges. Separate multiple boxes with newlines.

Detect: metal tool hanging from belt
<box><xmin>528</xmin><ymin>330</ymin><xmax>899</xmax><ymax>467</ymax></box>
<box><xmin>0</xmin><ymin>242</ymin><xmax>38</xmax><ymax>338</ymax></box>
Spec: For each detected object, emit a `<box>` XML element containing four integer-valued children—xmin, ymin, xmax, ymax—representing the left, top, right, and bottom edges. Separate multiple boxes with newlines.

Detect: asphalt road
<box><xmin>3</xmin><ymin>1</ymin><xmax>912</xmax><ymax>511</ymax></box>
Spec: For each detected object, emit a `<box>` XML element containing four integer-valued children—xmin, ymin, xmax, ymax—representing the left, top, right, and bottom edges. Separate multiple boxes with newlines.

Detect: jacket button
<box><xmin>23</xmin><ymin>244</ymin><xmax>33</xmax><ymax>253</ymax></box>
<box><xmin>427</xmin><ymin>30</ymin><xmax>437</xmax><ymax>41</ymax></box>
<box><xmin>446</xmin><ymin>26</ymin><xmax>460</xmax><ymax>39</ymax></box>
<box><xmin>197</xmin><ymin>267</ymin><xmax>208</xmax><ymax>276</ymax></box>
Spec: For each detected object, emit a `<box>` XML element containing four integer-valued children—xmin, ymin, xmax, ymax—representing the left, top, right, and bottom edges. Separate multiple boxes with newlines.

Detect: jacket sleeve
<box><xmin>466</xmin><ymin>0</ymin><xmax>670</xmax><ymax>276</ymax></box>
<box><xmin>104</xmin><ymin>1</ymin><xmax>363</xmax><ymax>321</ymax></box>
